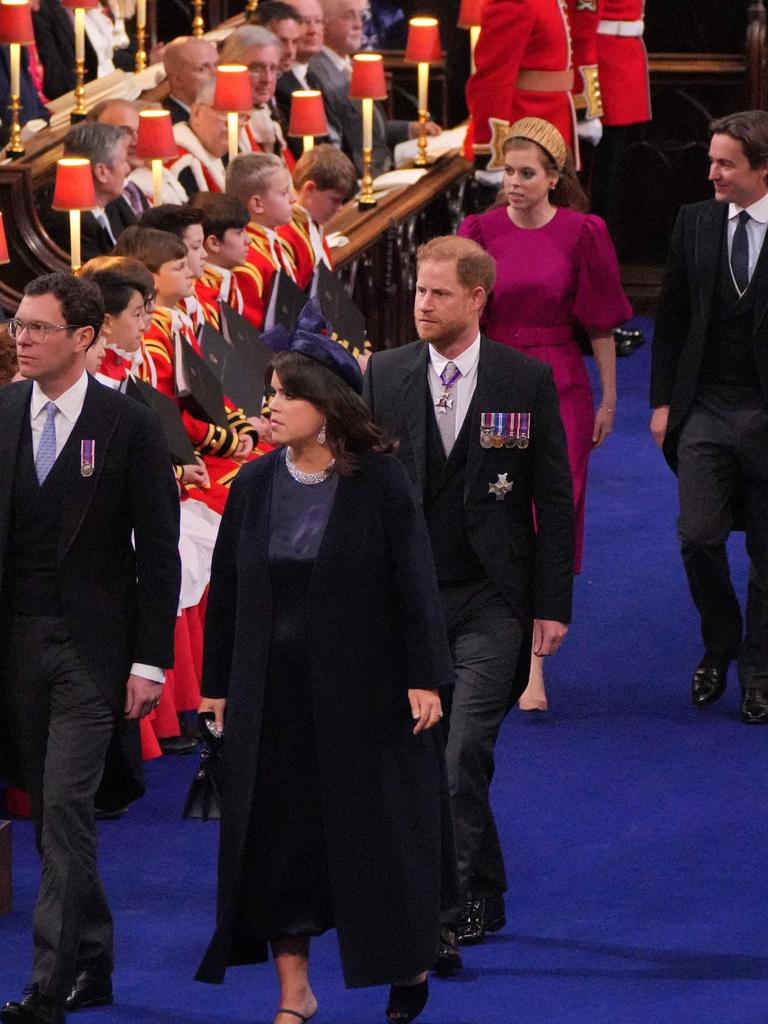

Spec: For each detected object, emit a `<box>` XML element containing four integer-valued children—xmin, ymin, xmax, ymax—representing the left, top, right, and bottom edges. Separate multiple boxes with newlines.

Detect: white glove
<box><xmin>577</xmin><ymin>117</ymin><xmax>603</xmax><ymax>146</ymax></box>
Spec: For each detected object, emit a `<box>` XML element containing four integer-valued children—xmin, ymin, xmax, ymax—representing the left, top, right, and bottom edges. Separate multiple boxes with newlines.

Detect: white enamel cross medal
<box><xmin>488</xmin><ymin>473</ymin><xmax>513</xmax><ymax>501</ymax></box>
<box><xmin>436</xmin><ymin>390</ymin><xmax>454</xmax><ymax>414</ymax></box>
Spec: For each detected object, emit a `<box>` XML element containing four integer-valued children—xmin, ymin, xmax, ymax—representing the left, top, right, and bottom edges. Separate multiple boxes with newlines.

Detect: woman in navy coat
<box><xmin>195</xmin><ymin>309</ymin><xmax>457</xmax><ymax>1024</ymax></box>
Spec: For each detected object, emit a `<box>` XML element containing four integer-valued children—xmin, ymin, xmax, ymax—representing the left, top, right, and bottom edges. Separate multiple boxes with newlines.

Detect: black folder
<box><xmin>121</xmin><ymin>375</ymin><xmax>197</xmax><ymax>466</ymax></box>
<box><xmin>178</xmin><ymin>338</ymin><xmax>230</xmax><ymax>430</ymax></box>
<box><xmin>266</xmin><ymin>270</ymin><xmax>309</xmax><ymax>331</ymax></box>
<box><xmin>199</xmin><ymin>319</ymin><xmax>271</xmax><ymax>416</ymax></box>
<box><xmin>314</xmin><ymin>262</ymin><xmax>367</xmax><ymax>355</ymax></box>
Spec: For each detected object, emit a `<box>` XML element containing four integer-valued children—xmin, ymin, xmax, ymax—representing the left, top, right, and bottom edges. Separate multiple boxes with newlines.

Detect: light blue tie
<box><xmin>35</xmin><ymin>401</ymin><xmax>59</xmax><ymax>485</ymax></box>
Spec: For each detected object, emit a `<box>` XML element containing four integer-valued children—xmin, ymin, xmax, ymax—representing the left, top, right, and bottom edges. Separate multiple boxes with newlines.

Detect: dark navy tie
<box><xmin>731</xmin><ymin>209</ymin><xmax>751</xmax><ymax>293</ymax></box>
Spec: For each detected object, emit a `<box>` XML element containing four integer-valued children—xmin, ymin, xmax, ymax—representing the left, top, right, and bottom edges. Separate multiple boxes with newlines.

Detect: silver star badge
<box><xmin>488</xmin><ymin>473</ymin><xmax>513</xmax><ymax>501</ymax></box>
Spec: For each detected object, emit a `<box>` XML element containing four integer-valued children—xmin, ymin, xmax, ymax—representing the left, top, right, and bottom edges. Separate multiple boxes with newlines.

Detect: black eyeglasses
<box><xmin>5</xmin><ymin>319</ymin><xmax>85</xmax><ymax>343</ymax></box>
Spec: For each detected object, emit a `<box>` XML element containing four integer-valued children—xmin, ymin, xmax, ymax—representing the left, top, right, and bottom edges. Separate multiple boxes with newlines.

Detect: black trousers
<box><xmin>677</xmin><ymin>396</ymin><xmax>768</xmax><ymax>691</ymax></box>
<box><xmin>2</xmin><ymin>616</ymin><xmax>116</xmax><ymax>1003</ymax></box>
<box><xmin>439</xmin><ymin>580</ymin><xmax>524</xmax><ymax>917</ymax></box>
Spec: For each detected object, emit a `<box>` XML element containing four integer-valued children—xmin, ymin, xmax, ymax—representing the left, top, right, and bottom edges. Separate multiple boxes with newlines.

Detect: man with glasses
<box><xmin>162</xmin><ymin>36</ymin><xmax>219</xmax><ymax>125</ymax></box>
<box><xmin>0</xmin><ymin>272</ymin><xmax>180</xmax><ymax>1024</ymax></box>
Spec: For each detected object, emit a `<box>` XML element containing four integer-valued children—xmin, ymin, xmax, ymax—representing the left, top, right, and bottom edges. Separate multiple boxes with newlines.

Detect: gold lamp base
<box><xmin>6</xmin><ymin>94</ymin><xmax>24</xmax><ymax>158</ymax></box>
<box><xmin>357</xmin><ymin>145</ymin><xmax>377</xmax><ymax>209</ymax></box>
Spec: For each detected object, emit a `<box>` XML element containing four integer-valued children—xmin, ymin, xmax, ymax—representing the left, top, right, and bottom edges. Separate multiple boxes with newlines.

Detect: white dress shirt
<box><xmin>727</xmin><ymin>192</ymin><xmax>768</xmax><ymax>285</ymax></box>
<box><xmin>92</xmin><ymin>206</ymin><xmax>116</xmax><ymax>245</ymax></box>
<box><xmin>428</xmin><ymin>334</ymin><xmax>481</xmax><ymax>444</ymax></box>
<box><xmin>29</xmin><ymin>371</ymin><xmax>164</xmax><ymax>684</ymax></box>
<box><xmin>292</xmin><ymin>62</ymin><xmax>310</xmax><ymax>87</ymax></box>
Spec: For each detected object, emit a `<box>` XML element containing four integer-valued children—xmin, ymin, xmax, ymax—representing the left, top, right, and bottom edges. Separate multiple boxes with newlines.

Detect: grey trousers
<box><xmin>3</xmin><ymin>616</ymin><xmax>116</xmax><ymax>1003</ymax></box>
<box><xmin>439</xmin><ymin>580</ymin><xmax>524</xmax><ymax>915</ymax></box>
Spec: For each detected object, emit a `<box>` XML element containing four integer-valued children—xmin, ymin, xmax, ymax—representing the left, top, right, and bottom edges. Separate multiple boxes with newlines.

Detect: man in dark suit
<box><xmin>365</xmin><ymin>236</ymin><xmax>574</xmax><ymax>973</ymax></box>
<box><xmin>162</xmin><ymin>36</ymin><xmax>219</xmax><ymax>125</ymax></box>
<box><xmin>651</xmin><ymin>109</ymin><xmax>768</xmax><ymax>725</ymax></box>
<box><xmin>0</xmin><ymin>273</ymin><xmax>181</xmax><ymax>1024</ymax></box>
<box><xmin>90</xmin><ymin>100</ymin><xmax>152</xmax><ymax>218</ymax></box>
<box><xmin>38</xmin><ymin>122</ymin><xmax>136</xmax><ymax>265</ymax></box>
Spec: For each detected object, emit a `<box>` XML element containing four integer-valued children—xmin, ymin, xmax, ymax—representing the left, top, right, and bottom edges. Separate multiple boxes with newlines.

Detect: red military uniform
<box><xmin>465</xmin><ymin>0</ymin><xmax>578</xmax><ymax>169</ymax></box>
<box><xmin>233</xmin><ymin>221</ymin><xmax>297</xmax><ymax>329</ymax></box>
<box><xmin>277</xmin><ymin>206</ymin><xmax>333</xmax><ymax>292</ymax></box>
<box><xmin>140</xmin><ymin>306</ymin><xmax>260</xmax><ymax>512</ymax></box>
<box><xmin>194</xmin><ymin>264</ymin><xmax>245</xmax><ymax>331</ymax></box>
<box><xmin>596</xmin><ymin>0</ymin><xmax>650</xmax><ymax>125</ymax></box>
<box><xmin>567</xmin><ymin>0</ymin><xmax>604</xmax><ymax>121</ymax></box>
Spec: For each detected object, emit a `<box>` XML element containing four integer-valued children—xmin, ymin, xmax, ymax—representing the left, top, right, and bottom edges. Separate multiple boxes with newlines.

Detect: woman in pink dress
<box><xmin>459</xmin><ymin>117</ymin><xmax>631</xmax><ymax>711</ymax></box>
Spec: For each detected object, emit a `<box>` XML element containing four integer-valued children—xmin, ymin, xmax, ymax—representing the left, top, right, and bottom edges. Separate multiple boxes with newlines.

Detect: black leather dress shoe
<box><xmin>64</xmin><ymin>970</ymin><xmax>113</xmax><ymax>1011</ymax></box>
<box><xmin>432</xmin><ymin>926</ymin><xmax>462</xmax><ymax>976</ymax></box>
<box><xmin>456</xmin><ymin>893</ymin><xmax>506</xmax><ymax>945</ymax></box>
<box><xmin>741</xmin><ymin>687</ymin><xmax>768</xmax><ymax>724</ymax></box>
<box><xmin>159</xmin><ymin>734</ymin><xmax>198</xmax><ymax>755</ymax></box>
<box><xmin>1</xmin><ymin>986</ymin><xmax>65</xmax><ymax>1023</ymax></box>
<box><xmin>691</xmin><ymin>654</ymin><xmax>732</xmax><ymax>707</ymax></box>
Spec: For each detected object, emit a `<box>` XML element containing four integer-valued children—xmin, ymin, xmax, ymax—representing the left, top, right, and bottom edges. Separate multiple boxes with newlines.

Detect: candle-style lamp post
<box><xmin>405</xmin><ymin>17</ymin><xmax>440</xmax><ymax>168</ymax></box>
<box><xmin>52</xmin><ymin>158</ymin><xmax>97</xmax><ymax>274</ymax></box>
<box><xmin>135</xmin><ymin>0</ymin><xmax>147</xmax><ymax>70</ymax></box>
<box><xmin>136</xmin><ymin>110</ymin><xmax>177</xmax><ymax>205</ymax></box>
<box><xmin>349</xmin><ymin>53</ymin><xmax>387</xmax><ymax>210</ymax></box>
<box><xmin>191</xmin><ymin>0</ymin><xmax>204</xmax><ymax>36</ymax></box>
<box><xmin>213</xmin><ymin>64</ymin><xmax>253</xmax><ymax>165</ymax></box>
<box><xmin>458</xmin><ymin>0</ymin><xmax>484</xmax><ymax>74</ymax></box>
<box><xmin>61</xmin><ymin>0</ymin><xmax>100</xmax><ymax>121</ymax></box>
<box><xmin>288</xmin><ymin>90</ymin><xmax>328</xmax><ymax>154</ymax></box>
<box><xmin>0</xmin><ymin>0</ymin><xmax>34</xmax><ymax>159</ymax></box>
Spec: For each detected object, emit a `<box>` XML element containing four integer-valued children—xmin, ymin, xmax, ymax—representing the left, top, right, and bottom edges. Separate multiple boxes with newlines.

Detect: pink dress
<box><xmin>459</xmin><ymin>205</ymin><xmax>631</xmax><ymax>572</ymax></box>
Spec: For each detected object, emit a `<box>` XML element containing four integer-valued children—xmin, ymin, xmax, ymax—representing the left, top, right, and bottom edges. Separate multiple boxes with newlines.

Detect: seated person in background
<box><xmin>139</xmin><ymin>205</ymin><xmax>209</xmax><ymax>330</ymax></box>
<box><xmin>188</xmin><ymin>192</ymin><xmax>251</xmax><ymax>328</ymax></box>
<box><xmin>90</xmin><ymin>99</ymin><xmax>151</xmax><ymax>217</ymax></box>
<box><xmin>310</xmin><ymin>0</ymin><xmax>440</xmax><ymax>176</ymax></box>
<box><xmin>78</xmin><ymin>255</ymin><xmax>154</xmax><ymax>382</ymax></box>
<box><xmin>0</xmin><ymin>44</ymin><xmax>48</xmax><ymax>147</ymax></box>
<box><xmin>278</xmin><ymin>143</ymin><xmax>356</xmax><ymax>290</ymax></box>
<box><xmin>250</xmin><ymin>0</ymin><xmax>300</xmax><ymax>73</ymax></box>
<box><xmin>225</xmin><ymin>152</ymin><xmax>297</xmax><ymax>328</ymax></box>
<box><xmin>361</xmin><ymin>0</ymin><xmax>407</xmax><ymax>48</ymax></box>
<box><xmin>39</xmin><ymin>121</ymin><xmax>134</xmax><ymax>262</ymax></box>
<box><xmin>113</xmin><ymin>227</ymin><xmax>261</xmax><ymax>513</ymax></box>
<box><xmin>167</xmin><ymin>80</ymin><xmax>234</xmax><ymax>196</ymax></box>
<box><xmin>219</xmin><ymin>26</ymin><xmax>294</xmax><ymax>168</ymax></box>
<box><xmin>162</xmin><ymin>36</ymin><xmax>219</xmax><ymax>124</ymax></box>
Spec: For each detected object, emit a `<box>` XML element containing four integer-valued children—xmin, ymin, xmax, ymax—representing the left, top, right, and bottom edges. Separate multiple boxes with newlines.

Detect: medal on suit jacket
<box><xmin>488</xmin><ymin>473</ymin><xmax>513</xmax><ymax>501</ymax></box>
<box><xmin>480</xmin><ymin>412</ymin><xmax>531</xmax><ymax>449</ymax></box>
<box><xmin>81</xmin><ymin>439</ymin><xmax>95</xmax><ymax>477</ymax></box>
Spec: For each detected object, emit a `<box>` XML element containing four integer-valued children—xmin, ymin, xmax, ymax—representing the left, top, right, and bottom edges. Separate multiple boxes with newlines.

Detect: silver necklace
<box><xmin>285</xmin><ymin>446</ymin><xmax>335</xmax><ymax>485</ymax></box>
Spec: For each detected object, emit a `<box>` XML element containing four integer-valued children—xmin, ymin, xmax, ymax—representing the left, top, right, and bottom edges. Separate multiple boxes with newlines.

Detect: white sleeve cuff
<box><xmin>130</xmin><ymin>663</ymin><xmax>166</xmax><ymax>684</ymax></box>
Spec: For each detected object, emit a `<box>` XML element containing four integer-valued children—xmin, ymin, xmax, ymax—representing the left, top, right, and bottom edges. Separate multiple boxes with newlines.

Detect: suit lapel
<box><xmin>695</xmin><ymin>202</ymin><xmax>727</xmax><ymax>329</ymax></box>
<box><xmin>464</xmin><ymin>337</ymin><xmax>506</xmax><ymax>501</ymax></box>
<box><xmin>0</xmin><ymin>381</ymin><xmax>33</xmax><ymax>575</ymax></box>
<box><xmin>401</xmin><ymin>343</ymin><xmax>430</xmax><ymax>498</ymax></box>
<box><xmin>57</xmin><ymin>377</ymin><xmax>121</xmax><ymax>564</ymax></box>
<box><xmin>752</xmin><ymin>220</ymin><xmax>768</xmax><ymax>334</ymax></box>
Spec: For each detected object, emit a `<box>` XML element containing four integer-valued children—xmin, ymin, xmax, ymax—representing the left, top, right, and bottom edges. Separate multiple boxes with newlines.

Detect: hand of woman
<box><xmin>408</xmin><ymin>689</ymin><xmax>443</xmax><ymax>735</ymax></box>
<box><xmin>592</xmin><ymin>404</ymin><xmax>616</xmax><ymax>447</ymax></box>
<box><xmin>198</xmin><ymin>697</ymin><xmax>227</xmax><ymax>736</ymax></box>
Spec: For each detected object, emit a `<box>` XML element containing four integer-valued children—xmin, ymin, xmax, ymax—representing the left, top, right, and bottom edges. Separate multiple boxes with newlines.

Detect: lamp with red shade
<box><xmin>458</xmin><ymin>0</ymin><xmax>484</xmax><ymax>73</ymax></box>
<box><xmin>405</xmin><ymin>17</ymin><xmax>440</xmax><ymax>167</ymax></box>
<box><xmin>213</xmin><ymin>64</ymin><xmax>252</xmax><ymax>164</ymax></box>
<box><xmin>136</xmin><ymin>110</ymin><xmax>177</xmax><ymax>205</ymax></box>
<box><xmin>349</xmin><ymin>53</ymin><xmax>387</xmax><ymax>209</ymax></box>
<box><xmin>60</xmin><ymin>0</ymin><xmax>100</xmax><ymax>120</ymax></box>
<box><xmin>288</xmin><ymin>90</ymin><xmax>327</xmax><ymax>154</ymax></box>
<box><xmin>52</xmin><ymin>157</ymin><xmax>97</xmax><ymax>273</ymax></box>
<box><xmin>0</xmin><ymin>0</ymin><xmax>34</xmax><ymax>158</ymax></box>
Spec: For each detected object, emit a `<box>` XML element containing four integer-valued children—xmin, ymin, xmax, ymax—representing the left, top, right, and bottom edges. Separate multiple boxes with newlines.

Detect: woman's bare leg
<box><xmin>271</xmin><ymin>937</ymin><xmax>318</xmax><ymax>1023</ymax></box>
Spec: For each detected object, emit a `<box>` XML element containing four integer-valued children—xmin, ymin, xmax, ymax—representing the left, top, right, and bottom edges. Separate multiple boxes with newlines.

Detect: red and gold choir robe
<box><xmin>567</xmin><ymin>0</ymin><xmax>604</xmax><ymax>121</ymax></box>
<box><xmin>596</xmin><ymin>0</ymin><xmax>650</xmax><ymax>125</ymax></box>
<box><xmin>465</xmin><ymin>0</ymin><xmax>578</xmax><ymax>169</ymax></box>
<box><xmin>233</xmin><ymin>221</ymin><xmax>298</xmax><ymax>329</ymax></box>
<box><xmin>277</xmin><ymin>205</ymin><xmax>333</xmax><ymax>292</ymax></box>
<box><xmin>139</xmin><ymin>305</ymin><xmax>260</xmax><ymax>513</ymax></box>
<box><xmin>98</xmin><ymin>344</ymin><xmax>142</xmax><ymax>383</ymax></box>
<box><xmin>194</xmin><ymin>264</ymin><xmax>245</xmax><ymax>331</ymax></box>
<box><xmin>166</xmin><ymin>122</ymin><xmax>226</xmax><ymax>193</ymax></box>
<box><xmin>181</xmin><ymin>293</ymin><xmax>207</xmax><ymax>335</ymax></box>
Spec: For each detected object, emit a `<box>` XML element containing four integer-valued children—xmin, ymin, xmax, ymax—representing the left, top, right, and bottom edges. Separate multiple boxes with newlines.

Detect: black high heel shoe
<box><xmin>385</xmin><ymin>978</ymin><xmax>428</xmax><ymax>1023</ymax></box>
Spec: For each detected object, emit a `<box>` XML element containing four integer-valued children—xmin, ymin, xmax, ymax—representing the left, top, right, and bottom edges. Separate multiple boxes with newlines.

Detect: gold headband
<box><xmin>505</xmin><ymin>117</ymin><xmax>568</xmax><ymax>172</ymax></box>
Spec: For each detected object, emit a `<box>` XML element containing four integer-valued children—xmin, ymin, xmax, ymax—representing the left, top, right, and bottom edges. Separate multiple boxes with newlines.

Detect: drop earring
<box><xmin>317</xmin><ymin>422</ymin><xmax>327</xmax><ymax>445</ymax></box>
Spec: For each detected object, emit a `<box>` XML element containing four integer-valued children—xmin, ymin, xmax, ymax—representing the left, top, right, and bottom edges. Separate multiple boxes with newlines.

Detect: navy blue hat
<box><xmin>262</xmin><ymin>298</ymin><xmax>364</xmax><ymax>395</ymax></box>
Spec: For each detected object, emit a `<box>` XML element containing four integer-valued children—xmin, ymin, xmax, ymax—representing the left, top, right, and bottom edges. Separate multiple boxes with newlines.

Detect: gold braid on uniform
<box><xmin>196</xmin><ymin>420</ymin><xmax>240</xmax><ymax>458</ymax></box>
<box><xmin>227</xmin><ymin>407</ymin><xmax>258</xmax><ymax>438</ymax></box>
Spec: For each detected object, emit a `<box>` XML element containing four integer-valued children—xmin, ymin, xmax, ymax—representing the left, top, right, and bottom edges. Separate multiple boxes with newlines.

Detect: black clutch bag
<box><xmin>182</xmin><ymin>713</ymin><xmax>224</xmax><ymax>820</ymax></box>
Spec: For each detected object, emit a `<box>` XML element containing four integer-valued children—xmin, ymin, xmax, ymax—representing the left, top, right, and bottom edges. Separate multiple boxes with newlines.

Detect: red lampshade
<box><xmin>0</xmin><ymin>211</ymin><xmax>9</xmax><ymax>265</ymax></box>
<box><xmin>60</xmin><ymin>0</ymin><xmax>101</xmax><ymax>9</ymax></box>
<box><xmin>52</xmin><ymin>158</ymin><xmax>97</xmax><ymax>211</ymax></box>
<box><xmin>349</xmin><ymin>53</ymin><xmax>387</xmax><ymax>100</ymax></box>
<box><xmin>457</xmin><ymin>0</ymin><xmax>485</xmax><ymax>27</ymax></box>
<box><xmin>136</xmin><ymin>110</ymin><xmax>177</xmax><ymax>159</ymax></box>
<box><xmin>0</xmin><ymin>0</ymin><xmax>34</xmax><ymax>45</ymax></box>
<box><xmin>288</xmin><ymin>90</ymin><xmax>328</xmax><ymax>138</ymax></box>
<box><xmin>213</xmin><ymin>64</ymin><xmax>253</xmax><ymax>113</ymax></box>
<box><xmin>405</xmin><ymin>17</ymin><xmax>440</xmax><ymax>63</ymax></box>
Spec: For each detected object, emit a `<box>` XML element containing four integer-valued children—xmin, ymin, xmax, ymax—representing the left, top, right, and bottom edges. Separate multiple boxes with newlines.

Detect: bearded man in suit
<box><xmin>0</xmin><ymin>273</ymin><xmax>180</xmax><ymax>1023</ymax></box>
<box><xmin>365</xmin><ymin>236</ymin><xmax>574</xmax><ymax>973</ymax></box>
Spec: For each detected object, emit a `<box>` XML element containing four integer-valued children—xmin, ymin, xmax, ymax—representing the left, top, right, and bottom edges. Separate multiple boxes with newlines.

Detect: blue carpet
<box><xmin>2</xmin><ymin>319</ymin><xmax>765</xmax><ymax>1024</ymax></box>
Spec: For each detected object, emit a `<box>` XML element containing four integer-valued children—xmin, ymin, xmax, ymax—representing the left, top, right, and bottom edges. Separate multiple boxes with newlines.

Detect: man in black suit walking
<box><xmin>651</xmin><ymin>110</ymin><xmax>768</xmax><ymax>725</ymax></box>
<box><xmin>0</xmin><ymin>273</ymin><xmax>181</xmax><ymax>1024</ymax></box>
<box><xmin>365</xmin><ymin>236</ymin><xmax>574</xmax><ymax>972</ymax></box>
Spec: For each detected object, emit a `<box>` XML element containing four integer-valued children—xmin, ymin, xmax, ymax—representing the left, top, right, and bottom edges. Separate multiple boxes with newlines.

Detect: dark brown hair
<box><xmin>79</xmin><ymin>255</ymin><xmax>155</xmax><ymax>314</ymax></box>
<box><xmin>292</xmin><ymin>143</ymin><xmax>357</xmax><ymax>197</ymax></box>
<box><xmin>113</xmin><ymin>226</ymin><xmax>188</xmax><ymax>272</ymax></box>
<box><xmin>502</xmin><ymin>136</ymin><xmax>588</xmax><ymax>212</ymax></box>
<box><xmin>266</xmin><ymin>350</ymin><xmax>395</xmax><ymax>476</ymax></box>
<box><xmin>710</xmin><ymin>110</ymin><xmax>768</xmax><ymax>173</ymax></box>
